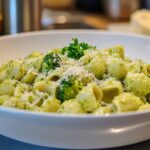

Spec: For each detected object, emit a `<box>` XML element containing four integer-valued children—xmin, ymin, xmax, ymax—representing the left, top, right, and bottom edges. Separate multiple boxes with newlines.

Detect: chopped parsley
<box><xmin>62</xmin><ymin>38</ymin><xmax>96</xmax><ymax>59</ymax></box>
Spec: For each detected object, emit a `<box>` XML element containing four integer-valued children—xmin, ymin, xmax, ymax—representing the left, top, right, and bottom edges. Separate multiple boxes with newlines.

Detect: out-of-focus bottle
<box><xmin>1</xmin><ymin>0</ymin><xmax>42</xmax><ymax>35</ymax></box>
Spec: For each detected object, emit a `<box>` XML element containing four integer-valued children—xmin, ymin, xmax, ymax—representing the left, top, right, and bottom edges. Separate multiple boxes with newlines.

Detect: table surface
<box><xmin>0</xmin><ymin>135</ymin><xmax>150</xmax><ymax>150</ymax></box>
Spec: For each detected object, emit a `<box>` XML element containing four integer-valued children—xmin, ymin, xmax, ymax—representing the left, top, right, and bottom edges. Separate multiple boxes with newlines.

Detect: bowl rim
<box><xmin>0</xmin><ymin>29</ymin><xmax>150</xmax><ymax>41</ymax></box>
<box><xmin>0</xmin><ymin>29</ymin><xmax>150</xmax><ymax>119</ymax></box>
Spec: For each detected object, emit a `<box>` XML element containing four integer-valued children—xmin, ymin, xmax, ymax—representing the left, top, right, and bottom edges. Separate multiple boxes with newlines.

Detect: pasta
<box><xmin>124</xmin><ymin>73</ymin><xmax>150</xmax><ymax>96</ymax></box>
<box><xmin>58</xmin><ymin>99</ymin><xmax>85</xmax><ymax>113</ymax></box>
<box><xmin>101</xmin><ymin>78</ymin><xmax>123</xmax><ymax>103</ymax></box>
<box><xmin>112</xmin><ymin>93</ymin><xmax>143</xmax><ymax>112</ymax></box>
<box><xmin>106</xmin><ymin>57</ymin><xmax>127</xmax><ymax>80</ymax></box>
<box><xmin>76</xmin><ymin>83</ymin><xmax>102</xmax><ymax>112</ymax></box>
<box><xmin>0</xmin><ymin>38</ymin><xmax>149</xmax><ymax>115</ymax></box>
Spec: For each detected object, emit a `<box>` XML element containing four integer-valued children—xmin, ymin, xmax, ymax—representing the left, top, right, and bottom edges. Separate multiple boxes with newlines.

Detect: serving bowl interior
<box><xmin>0</xmin><ymin>30</ymin><xmax>150</xmax><ymax>149</ymax></box>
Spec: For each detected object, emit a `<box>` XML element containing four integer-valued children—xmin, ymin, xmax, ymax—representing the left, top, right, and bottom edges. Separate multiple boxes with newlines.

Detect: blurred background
<box><xmin>0</xmin><ymin>0</ymin><xmax>150</xmax><ymax>35</ymax></box>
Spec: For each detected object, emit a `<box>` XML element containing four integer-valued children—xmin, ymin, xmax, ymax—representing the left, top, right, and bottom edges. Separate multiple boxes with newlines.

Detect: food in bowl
<box><xmin>0</xmin><ymin>38</ymin><xmax>150</xmax><ymax>114</ymax></box>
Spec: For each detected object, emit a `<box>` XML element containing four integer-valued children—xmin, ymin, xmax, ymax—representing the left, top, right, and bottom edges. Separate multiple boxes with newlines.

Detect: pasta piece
<box><xmin>76</xmin><ymin>83</ymin><xmax>102</xmax><ymax>112</ymax></box>
<box><xmin>46</xmin><ymin>81</ymin><xmax>58</xmax><ymax>96</ymax></box>
<box><xmin>30</xmin><ymin>106</ymin><xmax>42</xmax><ymax>112</ymax></box>
<box><xmin>102</xmin><ymin>45</ymin><xmax>125</xmax><ymax>60</ymax></box>
<box><xmin>2</xmin><ymin>96</ymin><xmax>18</xmax><ymax>108</ymax></box>
<box><xmin>26</xmin><ymin>52</ymin><xmax>42</xmax><ymax>59</ymax></box>
<box><xmin>21</xmin><ymin>69</ymin><xmax>37</xmax><ymax>84</ymax></box>
<box><xmin>20</xmin><ymin>91</ymin><xmax>48</xmax><ymax>109</ymax></box>
<box><xmin>21</xmin><ymin>92</ymin><xmax>37</xmax><ymax>104</ymax></box>
<box><xmin>23</xmin><ymin>56</ymin><xmax>43</xmax><ymax>71</ymax></box>
<box><xmin>0</xmin><ymin>80</ymin><xmax>17</xmax><ymax>96</ymax></box>
<box><xmin>14</xmin><ymin>83</ymin><xmax>32</xmax><ymax>97</ymax></box>
<box><xmin>33</xmin><ymin>80</ymin><xmax>47</xmax><ymax>92</ymax></box>
<box><xmin>113</xmin><ymin>93</ymin><xmax>143</xmax><ymax>112</ymax></box>
<box><xmin>80</xmin><ymin>50</ymin><xmax>105</xmax><ymax>79</ymax></box>
<box><xmin>0</xmin><ymin>95</ymin><xmax>11</xmax><ymax>105</ymax></box>
<box><xmin>94</xmin><ymin>105</ymin><xmax>112</xmax><ymax>115</ymax></box>
<box><xmin>58</xmin><ymin>99</ymin><xmax>85</xmax><ymax>114</ymax></box>
<box><xmin>84</xmin><ymin>56</ymin><xmax>105</xmax><ymax>79</ymax></box>
<box><xmin>2</xmin><ymin>95</ymin><xmax>26</xmax><ymax>109</ymax></box>
<box><xmin>127</xmin><ymin>60</ymin><xmax>148</xmax><ymax>75</ymax></box>
<box><xmin>15</xmin><ymin>98</ymin><xmax>26</xmax><ymax>109</ymax></box>
<box><xmin>0</xmin><ymin>62</ymin><xmax>9</xmax><ymax>82</ymax></box>
<box><xmin>80</xmin><ymin>50</ymin><xmax>100</xmax><ymax>65</ymax></box>
<box><xmin>7</xmin><ymin>60</ymin><xmax>26</xmax><ymax>80</ymax></box>
<box><xmin>101</xmin><ymin>78</ymin><xmax>123</xmax><ymax>103</ymax></box>
<box><xmin>47</xmin><ymin>67</ymin><xmax>65</xmax><ymax>81</ymax></box>
<box><xmin>0</xmin><ymin>69</ymin><xmax>7</xmax><ymax>82</ymax></box>
<box><xmin>138</xmin><ymin>103</ymin><xmax>150</xmax><ymax>111</ymax></box>
<box><xmin>124</xmin><ymin>73</ymin><xmax>150</xmax><ymax>96</ymax></box>
<box><xmin>41</xmin><ymin>97</ymin><xmax>60</xmax><ymax>112</ymax></box>
<box><xmin>106</xmin><ymin>57</ymin><xmax>127</xmax><ymax>80</ymax></box>
<box><xmin>34</xmin><ymin>75</ymin><xmax>48</xmax><ymax>93</ymax></box>
<box><xmin>0</xmin><ymin>62</ymin><xmax>7</xmax><ymax>73</ymax></box>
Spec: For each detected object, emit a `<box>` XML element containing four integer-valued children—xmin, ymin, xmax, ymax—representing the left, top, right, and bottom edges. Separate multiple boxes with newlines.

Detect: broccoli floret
<box><xmin>41</xmin><ymin>52</ymin><xmax>61</xmax><ymax>73</ymax></box>
<box><xmin>56</xmin><ymin>75</ymin><xmax>82</xmax><ymax>102</ymax></box>
<box><xmin>62</xmin><ymin>38</ymin><xmax>96</xmax><ymax>60</ymax></box>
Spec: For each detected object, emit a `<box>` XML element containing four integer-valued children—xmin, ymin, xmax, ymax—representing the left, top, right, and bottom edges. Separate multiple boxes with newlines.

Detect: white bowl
<box><xmin>0</xmin><ymin>30</ymin><xmax>150</xmax><ymax>149</ymax></box>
